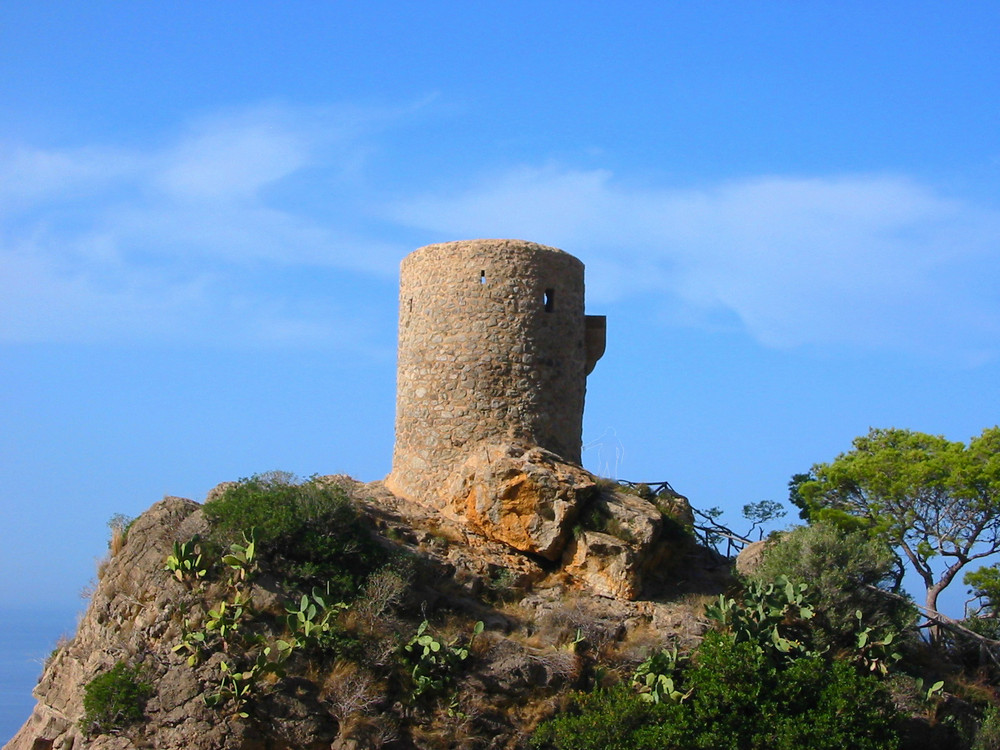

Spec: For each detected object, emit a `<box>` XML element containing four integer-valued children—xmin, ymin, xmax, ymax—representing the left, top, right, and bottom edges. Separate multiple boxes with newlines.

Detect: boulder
<box><xmin>655</xmin><ymin>491</ymin><xmax>696</xmax><ymax>530</ymax></box>
<box><xmin>591</xmin><ymin>490</ymin><xmax>663</xmax><ymax>550</ymax></box>
<box><xmin>560</xmin><ymin>489</ymin><xmax>695</xmax><ymax>599</ymax></box>
<box><xmin>735</xmin><ymin>538</ymin><xmax>769</xmax><ymax>577</ymax></box>
<box><xmin>442</xmin><ymin>442</ymin><xmax>597</xmax><ymax>561</ymax></box>
<box><xmin>562</xmin><ymin>531</ymin><xmax>642</xmax><ymax>599</ymax></box>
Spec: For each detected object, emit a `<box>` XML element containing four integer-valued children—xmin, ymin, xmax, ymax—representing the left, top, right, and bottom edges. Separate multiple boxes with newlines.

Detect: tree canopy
<box><xmin>794</xmin><ymin>427</ymin><xmax>1000</xmax><ymax>626</ymax></box>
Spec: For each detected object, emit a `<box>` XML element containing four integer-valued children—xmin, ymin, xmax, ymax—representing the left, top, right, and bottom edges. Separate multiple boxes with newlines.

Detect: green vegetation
<box><xmin>973</xmin><ymin>706</ymin><xmax>1000</xmax><ymax>750</ymax></box>
<box><xmin>281</xmin><ymin>587</ymin><xmax>350</xmax><ymax>652</ymax></box>
<box><xmin>741</xmin><ymin>499</ymin><xmax>786</xmax><ymax>540</ymax></box>
<box><xmin>137</xmin><ymin>458</ymin><xmax>1000</xmax><ymax>746</ymax></box>
<box><xmin>708</xmin><ymin>576</ymin><xmax>821</xmax><ymax>660</ymax></box>
<box><xmin>533</xmin><ymin>631</ymin><xmax>898</xmax><ymax>750</ymax></box>
<box><xmin>965</xmin><ymin>565</ymin><xmax>1000</xmax><ymax>617</ymax></box>
<box><xmin>748</xmin><ymin>522</ymin><xmax>915</xmax><ymax>651</ymax></box>
<box><xmin>532</xmin><ymin>568</ymin><xmax>904</xmax><ymax>749</ymax></box>
<box><xmin>171</xmin><ymin>618</ymin><xmax>208</xmax><ymax>666</ymax></box>
<box><xmin>402</xmin><ymin>619</ymin><xmax>484</xmax><ymax>700</ymax></box>
<box><xmin>159</xmin><ymin>473</ymin><xmax>421</xmax><ymax>721</ymax></box>
<box><xmin>531</xmin><ymin>472</ymin><xmax>1000</xmax><ymax>750</ymax></box>
<box><xmin>80</xmin><ymin>661</ymin><xmax>152</xmax><ymax>736</ymax></box>
<box><xmin>205</xmin><ymin>590</ymin><xmax>251</xmax><ymax>644</ymax></box>
<box><xmin>202</xmin><ymin>471</ymin><xmax>385</xmax><ymax>598</ymax></box>
<box><xmin>632</xmin><ymin>646</ymin><xmax>689</xmax><ymax>704</ymax></box>
<box><xmin>164</xmin><ymin>535</ymin><xmax>208</xmax><ymax>585</ymax></box>
<box><xmin>221</xmin><ymin>528</ymin><xmax>257</xmax><ymax>582</ymax></box>
<box><xmin>794</xmin><ymin>427</ymin><xmax>1000</xmax><ymax>623</ymax></box>
<box><xmin>530</xmin><ymin>683</ymin><xmax>672</xmax><ymax>750</ymax></box>
<box><xmin>203</xmin><ymin>648</ymin><xmax>286</xmax><ymax>718</ymax></box>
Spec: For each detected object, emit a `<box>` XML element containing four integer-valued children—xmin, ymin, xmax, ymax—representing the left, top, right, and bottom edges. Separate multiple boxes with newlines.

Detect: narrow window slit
<box><xmin>479</xmin><ymin>270</ymin><xmax>487</xmax><ymax>285</ymax></box>
<box><xmin>544</xmin><ymin>288</ymin><xmax>555</xmax><ymax>312</ymax></box>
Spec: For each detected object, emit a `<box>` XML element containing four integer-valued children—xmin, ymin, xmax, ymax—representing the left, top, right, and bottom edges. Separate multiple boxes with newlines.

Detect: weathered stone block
<box><xmin>442</xmin><ymin>442</ymin><xmax>597</xmax><ymax>561</ymax></box>
<box><xmin>562</xmin><ymin>531</ymin><xmax>642</xmax><ymax>600</ymax></box>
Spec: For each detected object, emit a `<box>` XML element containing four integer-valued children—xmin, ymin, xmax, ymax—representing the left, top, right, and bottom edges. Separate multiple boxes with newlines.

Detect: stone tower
<box><xmin>386</xmin><ymin>239</ymin><xmax>606</xmax><ymax>507</ymax></box>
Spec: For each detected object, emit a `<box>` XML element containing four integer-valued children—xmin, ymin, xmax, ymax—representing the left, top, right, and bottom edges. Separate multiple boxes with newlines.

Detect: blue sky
<box><xmin>1</xmin><ymin>2</ymin><xmax>999</xmax><ymax>620</ymax></box>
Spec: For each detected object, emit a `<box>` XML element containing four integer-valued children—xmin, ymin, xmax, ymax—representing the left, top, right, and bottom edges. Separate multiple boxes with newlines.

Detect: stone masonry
<box><xmin>385</xmin><ymin>239</ymin><xmax>606</xmax><ymax>510</ymax></box>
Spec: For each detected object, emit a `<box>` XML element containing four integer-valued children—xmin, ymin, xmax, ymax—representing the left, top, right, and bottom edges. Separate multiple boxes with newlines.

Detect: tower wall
<box><xmin>387</xmin><ymin>239</ymin><xmax>598</xmax><ymax>505</ymax></box>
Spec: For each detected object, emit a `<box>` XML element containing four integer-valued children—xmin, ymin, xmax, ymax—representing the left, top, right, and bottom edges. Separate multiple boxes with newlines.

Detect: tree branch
<box><xmin>864</xmin><ymin>584</ymin><xmax>1000</xmax><ymax>666</ymax></box>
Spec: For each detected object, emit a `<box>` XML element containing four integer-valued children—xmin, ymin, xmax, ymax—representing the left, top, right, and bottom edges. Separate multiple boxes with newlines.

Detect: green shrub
<box><xmin>402</xmin><ymin>620</ymin><xmax>484</xmax><ymax>701</ymax></box>
<box><xmin>203</xmin><ymin>472</ymin><xmax>384</xmax><ymax>597</ymax></box>
<box><xmin>705</xmin><ymin>576</ymin><xmax>821</xmax><ymax>665</ymax></box>
<box><xmin>678</xmin><ymin>633</ymin><xmax>898</xmax><ymax>750</ymax></box>
<box><xmin>531</xmin><ymin>633</ymin><xmax>900</xmax><ymax>750</ymax></box>
<box><xmin>974</xmin><ymin>705</ymin><xmax>1000</xmax><ymax>750</ymax></box>
<box><xmin>80</xmin><ymin>661</ymin><xmax>152</xmax><ymax>735</ymax></box>
<box><xmin>530</xmin><ymin>683</ymin><xmax>676</xmax><ymax>750</ymax></box>
<box><xmin>748</xmin><ymin>521</ymin><xmax>915</xmax><ymax>650</ymax></box>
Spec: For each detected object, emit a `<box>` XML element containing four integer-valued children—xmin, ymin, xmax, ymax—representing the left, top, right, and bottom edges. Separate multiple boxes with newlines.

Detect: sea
<box><xmin>0</xmin><ymin>606</ymin><xmax>80</xmax><ymax>746</ymax></box>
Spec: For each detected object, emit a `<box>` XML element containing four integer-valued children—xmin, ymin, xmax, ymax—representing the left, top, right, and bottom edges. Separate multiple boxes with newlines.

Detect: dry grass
<box><xmin>604</xmin><ymin>622</ymin><xmax>675</xmax><ymax>668</ymax></box>
<box><xmin>354</xmin><ymin>567</ymin><xmax>410</xmax><ymax>630</ymax></box>
<box><xmin>426</xmin><ymin>611</ymin><xmax>484</xmax><ymax>649</ymax></box>
<box><xmin>106</xmin><ymin>513</ymin><xmax>133</xmax><ymax>557</ymax></box>
<box><xmin>947</xmin><ymin>671</ymin><xmax>1000</xmax><ymax>707</ymax></box>
<box><xmin>320</xmin><ymin>660</ymin><xmax>383</xmax><ymax>721</ymax></box>
<box><xmin>679</xmin><ymin>591</ymin><xmax>718</xmax><ymax>613</ymax></box>
<box><xmin>110</xmin><ymin>525</ymin><xmax>126</xmax><ymax>557</ymax></box>
<box><xmin>359</xmin><ymin>629</ymin><xmax>399</xmax><ymax>670</ymax></box>
<box><xmin>536</xmin><ymin>599</ymin><xmax>620</xmax><ymax>652</ymax></box>
<box><xmin>95</xmin><ymin>554</ymin><xmax>111</xmax><ymax>581</ymax></box>
<box><xmin>430</xmin><ymin>521</ymin><xmax>467</xmax><ymax>545</ymax></box>
<box><xmin>80</xmin><ymin>573</ymin><xmax>99</xmax><ymax>599</ymax></box>
<box><xmin>411</xmin><ymin>710</ymin><xmax>489</xmax><ymax>750</ymax></box>
<box><xmin>527</xmin><ymin>646</ymin><xmax>580</xmax><ymax>684</ymax></box>
<box><xmin>345</xmin><ymin>714</ymin><xmax>400</xmax><ymax>748</ymax></box>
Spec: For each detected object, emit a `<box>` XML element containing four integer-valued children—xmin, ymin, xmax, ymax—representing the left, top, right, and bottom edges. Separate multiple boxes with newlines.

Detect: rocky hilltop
<box><xmin>6</xmin><ymin>468</ymin><xmax>729</xmax><ymax>750</ymax></box>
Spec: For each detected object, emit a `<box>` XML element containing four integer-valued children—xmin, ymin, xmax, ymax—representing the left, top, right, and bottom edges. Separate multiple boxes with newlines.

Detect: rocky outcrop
<box><xmin>442</xmin><ymin>442</ymin><xmax>596</xmax><ymax>561</ymax></box>
<box><xmin>5</xmin><ymin>498</ymin><xmax>342</xmax><ymax>750</ymax></box>
<box><xmin>7</xmin><ymin>497</ymin><xmax>209</xmax><ymax>750</ymax></box>
<box><xmin>735</xmin><ymin>538</ymin><xmax>769</xmax><ymax>577</ymax></box>
<box><xmin>438</xmin><ymin>442</ymin><xmax>695</xmax><ymax>600</ymax></box>
<box><xmin>6</xmin><ymin>476</ymin><xmax>718</xmax><ymax>750</ymax></box>
<box><xmin>560</xmin><ymin>489</ymin><xmax>690</xmax><ymax>599</ymax></box>
<box><xmin>562</xmin><ymin>530</ymin><xmax>641</xmax><ymax>599</ymax></box>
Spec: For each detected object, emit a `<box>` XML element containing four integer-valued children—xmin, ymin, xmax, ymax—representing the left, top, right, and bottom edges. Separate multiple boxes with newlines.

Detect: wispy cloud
<box><xmin>391</xmin><ymin>166</ymin><xmax>1000</xmax><ymax>360</ymax></box>
<box><xmin>3</xmin><ymin>106</ymin><xmax>998</xmax><ymax>361</ymax></box>
<box><xmin>0</xmin><ymin>103</ymin><xmax>411</xmax><ymax>346</ymax></box>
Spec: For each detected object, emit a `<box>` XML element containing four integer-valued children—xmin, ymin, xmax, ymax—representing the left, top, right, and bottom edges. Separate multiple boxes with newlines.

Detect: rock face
<box><xmin>562</xmin><ymin>490</ymin><xmax>681</xmax><ymax>599</ymax></box>
<box><xmin>442</xmin><ymin>443</ymin><xmax>597</xmax><ymax>561</ymax></box>
<box><xmin>5</xmin><ymin>497</ymin><xmax>340</xmax><ymax>750</ymax></box>
<box><xmin>438</xmin><ymin>442</ymin><xmax>692</xmax><ymax>599</ymax></box>
<box><xmin>7</xmin><ymin>497</ymin><xmax>211</xmax><ymax>750</ymax></box>
<box><xmin>735</xmin><ymin>538</ymin><xmax>770</xmax><ymax>577</ymax></box>
<box><xmin>5</xmin><ymin>478</ymin><xmax>707</xmax><ymax>750</ymax></box>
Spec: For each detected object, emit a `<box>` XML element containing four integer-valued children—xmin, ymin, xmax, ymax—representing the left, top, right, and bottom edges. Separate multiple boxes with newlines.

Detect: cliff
<box><xmin>6</xmin><ymin>473</ymin><xmax>728</xmax><ymax>750</ymax></box>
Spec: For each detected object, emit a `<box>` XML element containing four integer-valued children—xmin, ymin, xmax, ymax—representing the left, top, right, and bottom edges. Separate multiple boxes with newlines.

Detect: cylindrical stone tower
<box><xmin>386</xmin><ymin>238</ymin><xmax>605</xmax><ymax>506</ymax></box>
